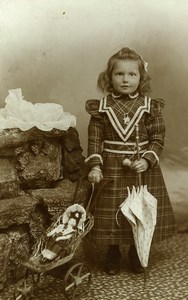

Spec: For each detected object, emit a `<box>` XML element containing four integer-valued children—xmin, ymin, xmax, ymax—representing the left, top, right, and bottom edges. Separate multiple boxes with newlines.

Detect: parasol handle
<box><xmin>143</xmin><ymin>267</ymin><xmax>148</xmax><ymax>289</ymax></box>
<box><xmin>135</xmin><ymin>124</ymin><xmax>142</xmax><ymax>187</ymax></box>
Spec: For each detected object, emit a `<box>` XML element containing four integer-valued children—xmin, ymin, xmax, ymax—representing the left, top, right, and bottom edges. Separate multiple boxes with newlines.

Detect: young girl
<box><xmin>85</xmin><ymin>47</ymin><xmax>176</xmax><ymax>275</ymax></box>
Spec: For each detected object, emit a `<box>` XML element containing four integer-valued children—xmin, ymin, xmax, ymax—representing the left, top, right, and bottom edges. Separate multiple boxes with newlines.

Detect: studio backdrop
<box><xmin>0</xmin><ymin>0</ymin><xmax>187</xmax><ymax>227</ymax></box>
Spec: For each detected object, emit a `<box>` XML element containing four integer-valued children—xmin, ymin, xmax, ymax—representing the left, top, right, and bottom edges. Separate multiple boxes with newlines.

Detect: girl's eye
<box><xmin>130</xmin><ymin>72</ymin><xmax>136</xmax><ymax>76</ymax></box>
<box><xmin>116</xmin><ymin>72</ymin><xmax>123</xmax><ymax>76</ymax></box>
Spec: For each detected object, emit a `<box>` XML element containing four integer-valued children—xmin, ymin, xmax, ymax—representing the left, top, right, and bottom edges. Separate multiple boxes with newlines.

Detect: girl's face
<box><xmin>111</xmin><ymin>59</ymin><xmax>140</xmax><ymax>95</ymax></box>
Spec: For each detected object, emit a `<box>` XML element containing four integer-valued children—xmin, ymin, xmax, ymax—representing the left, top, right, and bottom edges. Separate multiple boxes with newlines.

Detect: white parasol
<box><xmin>119</xmin><ymin>185</ymin><xmax>157</xmax><ymax>274</ymax></box>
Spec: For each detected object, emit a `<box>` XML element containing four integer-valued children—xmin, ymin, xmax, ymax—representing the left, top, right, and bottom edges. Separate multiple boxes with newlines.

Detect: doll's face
<box><xmin>111</xmin><ymin>59</ymin><xmax>140</xmax><ymax>95</ymax></box>
<box><xmin>68</xmin><ymin>218</ymin><xmax>77</xmax><ymax>228</ymax></box>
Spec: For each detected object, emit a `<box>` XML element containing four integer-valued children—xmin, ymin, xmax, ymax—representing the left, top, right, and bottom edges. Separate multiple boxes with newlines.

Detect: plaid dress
<box><xmin>85</xmin><ymin>94</ymin><xmax>176</xmax><ymax>246</ymax></box>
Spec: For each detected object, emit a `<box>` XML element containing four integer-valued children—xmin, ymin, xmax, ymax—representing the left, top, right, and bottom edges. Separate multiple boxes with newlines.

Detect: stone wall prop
<box><xmin>0</xmin><ymin>125</ymin><xmax>91</xmax><ymax>291</ymax></box>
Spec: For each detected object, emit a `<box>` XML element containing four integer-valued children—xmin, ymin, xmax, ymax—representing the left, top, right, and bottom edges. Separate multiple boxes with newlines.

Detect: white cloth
<box><xmin>0</xmin><ymin>89</ymin><xmax>76</xmax><ymax>131</ymax></box>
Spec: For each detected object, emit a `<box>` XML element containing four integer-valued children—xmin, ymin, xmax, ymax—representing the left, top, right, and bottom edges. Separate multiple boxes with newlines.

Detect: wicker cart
<box><xmin>13</xmin><ymin>178</ymin><xmax>110</xmax><ymax>300</ymax></box>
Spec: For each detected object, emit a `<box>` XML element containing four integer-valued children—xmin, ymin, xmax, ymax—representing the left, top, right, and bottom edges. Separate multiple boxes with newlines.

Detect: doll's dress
<box><xmin>41</xmin><ymin>204</ymin><xmax>86</xmax><ymax>261</ymax></box>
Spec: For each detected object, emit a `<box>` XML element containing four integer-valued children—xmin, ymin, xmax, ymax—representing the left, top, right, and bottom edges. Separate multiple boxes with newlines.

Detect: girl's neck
<box><xmin>112</xmin><ymin>91</ymin><xmax>139</xmax><ymax>100</ymax></box>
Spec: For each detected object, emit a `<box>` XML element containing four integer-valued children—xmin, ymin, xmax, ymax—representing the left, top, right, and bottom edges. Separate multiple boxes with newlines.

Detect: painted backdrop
<box><xmin>0</xmin><ymin>0</ymin><xmax>187</xmax><ymax>227</ymax></box>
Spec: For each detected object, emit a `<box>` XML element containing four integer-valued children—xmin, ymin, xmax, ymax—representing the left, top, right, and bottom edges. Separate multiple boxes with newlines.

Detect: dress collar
<box><xmin>99</xmin><ymin>96</ymin><xmax>151</xmax><ymax>142</ymax></box>
<box><xmin>111</xmin><ymin>92</ymin><xmax>139</xmax><ymax>100</ymax></box>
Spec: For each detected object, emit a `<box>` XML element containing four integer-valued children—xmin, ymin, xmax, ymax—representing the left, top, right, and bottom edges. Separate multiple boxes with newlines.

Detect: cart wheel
<box><xmin>13</xmin><ymin>279</ymin><xmax>34</xmax><ymax>300</ymax></box>
<box><xmin>64</xmin><ymin>262</ymin><xmax>91</xmax><ymax>300</ymax></box>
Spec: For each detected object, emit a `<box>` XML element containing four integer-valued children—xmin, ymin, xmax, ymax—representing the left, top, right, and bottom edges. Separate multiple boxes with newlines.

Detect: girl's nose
<box><xmin>122</xmin><ymin>75</ymin><xmax>128</xmax><ymax>82</ymax></box>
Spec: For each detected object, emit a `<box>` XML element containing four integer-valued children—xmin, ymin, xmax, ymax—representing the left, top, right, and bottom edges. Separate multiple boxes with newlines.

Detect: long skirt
<box><xmin>88</xmin><ymin>152</ymin><xmax>177</xmax><ymax>246</ymax></box>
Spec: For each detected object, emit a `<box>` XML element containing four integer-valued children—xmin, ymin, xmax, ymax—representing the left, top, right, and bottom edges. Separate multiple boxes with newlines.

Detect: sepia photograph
<box><xmin>0</xmin><ymin>1</ymin><xmax>187</xmax><ymax>299</ymax></box>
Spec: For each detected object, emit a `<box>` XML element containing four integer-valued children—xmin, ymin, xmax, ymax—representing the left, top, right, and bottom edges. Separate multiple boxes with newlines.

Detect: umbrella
<box><xmin>119</xmin><ymin>185</ymin><xmax>157</xmax><ymax>286</ymax></box>
<box><xmin>118</xmin><ymin>124</ymin><xmax>158</xmax><ymax>287</ymax></box>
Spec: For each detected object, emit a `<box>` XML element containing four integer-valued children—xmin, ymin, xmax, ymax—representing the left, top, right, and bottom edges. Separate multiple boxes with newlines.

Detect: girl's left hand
<box><xmin>130</xmin><ymin>158</ymin><xmax>149</xmax><ymax>173</ymax></box>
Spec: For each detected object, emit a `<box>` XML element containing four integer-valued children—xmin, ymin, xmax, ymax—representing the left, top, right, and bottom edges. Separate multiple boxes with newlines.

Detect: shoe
<box><xmin>128</xmin><ymin>244</ymin><xmax>144</xmax><ymax>274</ymax></box>
<box><xmin>105</xmin><ymin>245</ymin><xmax>121</xmax><ymax>275</ymax></box>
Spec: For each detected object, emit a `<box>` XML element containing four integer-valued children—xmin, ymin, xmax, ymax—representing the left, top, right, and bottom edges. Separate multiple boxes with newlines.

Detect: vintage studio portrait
<box><xmin>0</xmin><ymin>1</ymin><xmax>187</xmax><ymax>299</ymax></box>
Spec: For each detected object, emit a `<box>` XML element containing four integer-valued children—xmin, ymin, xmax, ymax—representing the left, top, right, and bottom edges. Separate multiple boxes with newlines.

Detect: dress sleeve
<box><xmin>85</xmin><ymin>99</ymin><xmax>105</xmax><ymax>169</ymax></box>
<box><xmin>142</xmin><ymin>98</ymin><xmax>165</xmax><ymax>168</ymax></box>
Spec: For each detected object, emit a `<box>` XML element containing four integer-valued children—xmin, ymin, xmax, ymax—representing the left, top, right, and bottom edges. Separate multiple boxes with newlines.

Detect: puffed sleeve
<box><xmin>85</xmin><ymin>99</ymin><xmax>104</xmax><ymax>169</ymax></box>
<box><xmin>142</xmin><ymin>98</ymin><xmax>165</xmax><ymax>168</ymax></box>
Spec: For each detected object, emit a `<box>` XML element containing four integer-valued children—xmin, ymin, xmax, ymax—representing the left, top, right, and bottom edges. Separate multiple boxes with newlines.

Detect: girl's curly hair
<box><xmin>97</xmin><ymin>47</ymin><xmax>151</xmax><ymax>96</ymax></box>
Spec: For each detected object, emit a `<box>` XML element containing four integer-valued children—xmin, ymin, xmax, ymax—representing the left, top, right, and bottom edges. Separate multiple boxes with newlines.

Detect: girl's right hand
<box><xmin>88</xmin><ymin>166</ymin><xmax>103</xmax><ymax>183</ymax></box>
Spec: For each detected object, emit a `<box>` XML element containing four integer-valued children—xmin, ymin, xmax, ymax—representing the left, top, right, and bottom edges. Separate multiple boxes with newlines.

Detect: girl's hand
<box><xmin>130</xmin><ymin>158</ymin><xmax>149</xmax><ymax>173</ymax></box>
<box><xmin>88</xmin><ymin>166</ymin><xmax>103</xmax><ymax>183</ymax></box>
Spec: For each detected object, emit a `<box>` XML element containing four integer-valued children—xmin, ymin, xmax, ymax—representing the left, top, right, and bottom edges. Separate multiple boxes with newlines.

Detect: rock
<box><xmin>0</xmin><ymin>234</ymin><xmax>11</xmax><ymax>289</ymax></box>
<box><xmin>15</xmin><ymin>138</ymin><xmax>62</xmax><ymax>189</ymax></box>
<box><xmin>63</xmin><ymin>148</ymin><xmax>85</xmax><ymax>181</ymax></box>
<box><xmin>62</xmin><ymin>128</ymin><xmax>85</xmax><ymax>181</ymax></box>
<box><xmin>63</xmin><ymin>127</ymin><xmax>82</xmax><ymax>151</ymax></box>
<box><xmin>29</xmin><ymin>198</ymin><xmax>52</xmax><ymax>240</ymax></box>
<box><xmin>0</xmin><ymin>128</ymin><xmax>66</xmax><ymax>150</ymax></box>
<box><xmin>0</xmin><ymin>158</ymin><xmax>20</xmax><ymax>200</ymax></box>
<box><xmin>30</xmin><ymin>179</ymin><xmax>92</xmax><ymax>219</ymax></box>
<box><xmin>7</xmin><ymin>226</ymin><xmax>30</xmax><ymax>282</ymax></box>
<box><xmin>0</xmin><ymin>195</ymin><xmax>46</xmax><ymax>229</ymax></box>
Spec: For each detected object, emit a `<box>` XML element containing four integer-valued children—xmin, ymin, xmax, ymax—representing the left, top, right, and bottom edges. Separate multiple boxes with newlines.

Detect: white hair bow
<box><xmin>130</xmin><ymin>48</ymin><xmax>148</xmax><ymax>72</ymax></box>
<box><xmin>143</xmin><ymin>61</ymin><xmax>148</xmax><ymax>72</ymax></box>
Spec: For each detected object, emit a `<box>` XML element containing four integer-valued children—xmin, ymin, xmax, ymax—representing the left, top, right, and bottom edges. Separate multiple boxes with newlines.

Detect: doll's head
<box><xmin>97</xmin><ymin>47</ymin><xmax>151</xmax><ymax>96</ymax></box>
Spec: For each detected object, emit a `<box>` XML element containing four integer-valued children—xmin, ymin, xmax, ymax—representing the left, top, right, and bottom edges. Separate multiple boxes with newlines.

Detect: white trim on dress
<box><xmin>99</xmin><ymin>96</ymin><xmax>151</xmax><ymax>142</ymax></box>
<box><xmin>142</xmin><ymin>150</ymin><xmax>159</xmax><ymax>163</ymax></box>
<box><xmin>85</xmin><ymin>153</ymin><xmax>103</xmax><ymax>164</ymax></box>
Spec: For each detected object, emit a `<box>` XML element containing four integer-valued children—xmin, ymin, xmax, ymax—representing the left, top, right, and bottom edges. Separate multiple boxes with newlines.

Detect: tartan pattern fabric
<box><xmin>86</xmin><ymin>95</ymin><xmax>176</xmax><ymax>245</ymax></box>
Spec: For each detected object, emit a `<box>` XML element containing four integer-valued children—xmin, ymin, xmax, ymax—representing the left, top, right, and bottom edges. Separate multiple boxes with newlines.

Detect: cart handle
<box><xmin>72</xmin><ymin>175</ymin><xmax>88</xmax><ymax>203</ymax></box>
<box><xmin>89</xmin><ymin>179</ymin><xmax>114</xmax><ymax>213</ymax></box>
<box><xmin>73</xmin><ymin>175</ymin><xmax>113</xmax><ymax>213</ymax></box>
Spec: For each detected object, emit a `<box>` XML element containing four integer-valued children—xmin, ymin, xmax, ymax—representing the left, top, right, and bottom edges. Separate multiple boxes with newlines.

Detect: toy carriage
<box><xmin>13</xmin><ymin>178</ymin><xmax>111</xmax><ymax>300</ymax></box>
